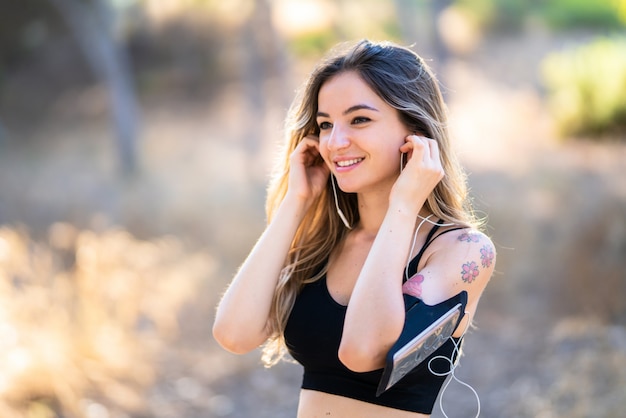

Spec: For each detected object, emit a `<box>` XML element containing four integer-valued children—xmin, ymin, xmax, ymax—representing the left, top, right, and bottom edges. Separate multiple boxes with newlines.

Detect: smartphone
<box><xmin>376</xmin><ymin>291</ymin><xmax>467</xmax><ymax>396</ymax></box>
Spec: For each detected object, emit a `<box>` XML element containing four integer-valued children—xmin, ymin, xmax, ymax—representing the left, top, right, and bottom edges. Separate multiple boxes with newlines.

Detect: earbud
<box><xmin>331</xmin><ymin>175</ymin><xmax>352</xmax><ymax>229</ymax></box>
<box><xmin>337</xmin><ymin>208</ymin><xmax>352</xmax><ymax>230</ymax></box>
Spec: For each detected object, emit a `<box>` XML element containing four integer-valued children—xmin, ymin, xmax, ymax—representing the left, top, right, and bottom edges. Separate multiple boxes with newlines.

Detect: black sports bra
<box><xmin>284</xmin><ymin>223</ymin><xmax>465</xmax><ymax>414</ymax></box>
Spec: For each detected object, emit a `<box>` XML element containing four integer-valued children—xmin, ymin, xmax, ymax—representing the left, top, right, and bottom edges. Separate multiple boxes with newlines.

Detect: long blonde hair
<box><xmin>262</xmin><ymin>39</ymin><xmax>478</xmax><ymax>366</ymax></box>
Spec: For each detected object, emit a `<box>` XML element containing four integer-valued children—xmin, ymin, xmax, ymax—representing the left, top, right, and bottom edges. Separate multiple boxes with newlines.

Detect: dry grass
<box><xmin>544</xmin><ymin>317</ymin><xmax>626</xmax><ymax>417</ymax></box>
<box><xmin>0</xmin><ymin>224</ymin><xmax>215</xmax><ymax>418</ymax></box>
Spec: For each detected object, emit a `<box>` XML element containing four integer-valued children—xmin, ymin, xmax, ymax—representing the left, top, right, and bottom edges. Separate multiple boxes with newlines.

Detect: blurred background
<box><xmin>0</xmin><ymin>0</ymin><xmax>625</xmax><ymax>417</ymax></box>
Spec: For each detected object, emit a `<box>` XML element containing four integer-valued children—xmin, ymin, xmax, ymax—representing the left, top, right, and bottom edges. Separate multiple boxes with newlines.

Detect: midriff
<box><xmin>296</xmin><ymin>389</ymin><xmax>430</xmax><ymax>418</ymax></box>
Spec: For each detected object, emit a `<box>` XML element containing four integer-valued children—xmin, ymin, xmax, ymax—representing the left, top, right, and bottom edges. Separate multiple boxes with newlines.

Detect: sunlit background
<box><xmin>0</xmin><ymin>0</ymin><xmax>625</xmax><ymax>417</ymax></box>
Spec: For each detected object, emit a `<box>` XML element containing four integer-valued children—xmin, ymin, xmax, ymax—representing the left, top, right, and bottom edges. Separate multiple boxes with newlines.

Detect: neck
<box><xmin>353</xmin><ymin>191</ymin><xmax>431</xmax><ymax>238</ymax></box>
<box><xmin>354</xmin><ymin>193</ymin><xmax>388</xmax><ymax>237</ymax></box>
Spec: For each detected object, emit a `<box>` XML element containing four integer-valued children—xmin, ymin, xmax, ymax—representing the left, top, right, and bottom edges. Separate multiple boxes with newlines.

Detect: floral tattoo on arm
<box><xmin>480</xmin><ymin>245</ymin><xmax>495</xmax><ymax>268</ymax></box>
<box><xmin>458</xmin><ymin>232</ymin><xmax>481</xmax><ymax>243</ymax></box>
<box><xmin>458</xmin><ymin>231</ymin><xmax>495</xmax><ymax>284</ymax></box>
<box><xmin>402</xmin><ymin>273</ymin><xmax>424</xmax><ymax>298</ymax></box>
<box><xmin>461</xmin><ymin>261</ymin><xmax>480</xmax><ymax>283</ymax></box>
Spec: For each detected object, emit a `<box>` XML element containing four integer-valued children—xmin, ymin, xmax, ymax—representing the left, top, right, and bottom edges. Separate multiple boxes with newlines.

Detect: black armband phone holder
<box><xmin>376</xmin><ymin>290</ymin><xmax>468</xmax><ymax>396</ymax></box>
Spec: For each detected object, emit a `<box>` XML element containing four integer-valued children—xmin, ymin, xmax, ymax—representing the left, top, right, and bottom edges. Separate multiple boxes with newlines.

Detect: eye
<box><xmin>352</xmin><ymin>116</ymin><xmax>371</xmax><ymax>125</ymax></box>
<box><xmin>318</xmin><ymin>121</ymin><xmax>333</xmax><ymax>130</ymax></box>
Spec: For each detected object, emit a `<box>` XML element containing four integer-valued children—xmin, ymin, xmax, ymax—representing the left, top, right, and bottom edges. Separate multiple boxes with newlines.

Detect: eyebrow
<box><xmin>316</xmin><ymin>104</ymin><xmax>379</xmax><ymax>118</ymax></box>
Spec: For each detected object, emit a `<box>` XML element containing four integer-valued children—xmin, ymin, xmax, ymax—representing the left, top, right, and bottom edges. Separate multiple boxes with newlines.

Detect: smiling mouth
<box><xmin>336</xmin><ymin>158</ymin><xmax>364</xmax><ymax>168</ymax></box>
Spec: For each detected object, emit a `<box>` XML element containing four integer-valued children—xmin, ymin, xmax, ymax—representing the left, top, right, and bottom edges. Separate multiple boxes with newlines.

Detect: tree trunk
<box><xmin>240</xmin><ymin>0</ymin><xmax>290</xmax><ymax>181</ymax></box>
<box><xmin>394</xmin><ymin>0</ymin><xmax>451</xmax><ymax>73</ymax></box>
<box><xmin>48</xmin><ymin>0</ymin><xmax>140</xmax><ymax>174</ymax></box>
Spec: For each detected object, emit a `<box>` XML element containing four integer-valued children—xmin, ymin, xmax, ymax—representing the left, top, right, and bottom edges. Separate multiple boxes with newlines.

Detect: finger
<box><xmin>297</xmin><ymin>136</ymin><xmax>321</xmax><ymax>154</ymax></box>
<box><xmin>405</xmin><ymin>135</ymin><xmax>428</xmax><ymax>162</ymax></box>
<box><xmin>400</xmin><ymin>136</ymin><xmax>422</xmax><ymax>166</ymax></box>
<box><xmin>300</xmin><ymin>135</ymin><xmax>321</xmax><ymax>152</ymax></box>
<box><xmin>411</xmin><ymin>135</ymin><xmax>440</xmax><ymax>164</ymax></box>
<box><xmin>299</xmin><ymin>136</ymin><xmax>319</xmax><ymax>149</ymax></box>
<box><xmin>399</xmin><ymin>136</ymin><xmax>414</xmax><ymax>153</ymax></box>
<box><xmin>427</xmin><ymin>138</ymin><xmax>441</xmax><ymax>164</ymax></box>
<box><xmin>298</xmin><ymin>137</ymin><xmax>326</xmax><ymax>166</ymax></box>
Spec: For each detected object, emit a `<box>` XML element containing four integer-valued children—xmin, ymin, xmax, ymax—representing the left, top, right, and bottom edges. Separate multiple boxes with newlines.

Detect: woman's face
<box><xmin>316</xmin><ymin>71</ymin><xmax>410</xmax><ymax>194</ymax></box>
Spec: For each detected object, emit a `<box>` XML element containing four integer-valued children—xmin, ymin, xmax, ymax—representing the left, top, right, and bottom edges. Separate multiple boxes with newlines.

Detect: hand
<box><xmin>390</xmin><ymin>135</ymin><xmax>444</xmax><ymax>215</ymax></box>
<box><xmin>287</xmin><ymin>135</ymin><xmax>330</xmax><ymax>206</ymax></box>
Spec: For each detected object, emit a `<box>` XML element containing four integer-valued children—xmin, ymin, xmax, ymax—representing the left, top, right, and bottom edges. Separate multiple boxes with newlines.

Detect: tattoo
<box><xmin>458</xmin><ymin>231</ymin><xmax>480</xmax><ymax>243</ymax></box>
<box><xmin>461</xmin><ymin>261</ymin><xmax>480</xmax><ymax>283</ymax></box>
<box><xmin>402</xmin><ymin>273</ymin><xmax>424</xmax><ymax>298</ymax></box>
<box><xmin>480</xmin><ymin>245</ymin><xmax>495</xmax><ymax>268</ymax></box>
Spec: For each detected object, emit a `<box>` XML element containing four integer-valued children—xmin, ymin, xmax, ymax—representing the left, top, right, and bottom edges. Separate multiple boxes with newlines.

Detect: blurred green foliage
<box><xmin>453</xmin><ymin>0</ymin><xmax>626</xmax><ymax>32</ymax></box>
<box><xmin>541</xmin><ymin>36</ymin><xmax>626</xmax><ymax>139</ymax></box>
<box><xmin>454</xmin><ymin>0</ymin><xmax>530</xmax><ymax>32</ymax></box>
<box><xmin>287</xmin><ymin>31</ymin><xmax>341</xmax><ymax>57</ymax></box>
<box><xmin>539</xmin><ymin>0</ymin><xmax>626</xmax><ymax>30</ymax></box>
<box><xmin>286</xmin><ymin>16</ymin><xmax>403</xmax><ymax>59</ymax></box>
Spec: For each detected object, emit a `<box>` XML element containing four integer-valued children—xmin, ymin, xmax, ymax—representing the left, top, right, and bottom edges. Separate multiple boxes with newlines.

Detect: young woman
<box><xmin>213</xmin><ymin>39</ymin><xmax>495</xmax><ymax>417</ymax></box>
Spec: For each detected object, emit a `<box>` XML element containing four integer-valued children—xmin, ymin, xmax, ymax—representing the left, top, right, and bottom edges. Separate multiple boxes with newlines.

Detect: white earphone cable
<box><xmin>428</xmin><ymin>318</ymin><xmax>481</xmax><ymax>418</ymax></box>
<box><xmin>405</xmin><ymin>214</ymin><xmax>455</xmax><ymax>281</ymax></box>
<box><xmin>331</xmin><ymin>174</ymin><xmax>352</xmax><ymax>229</ymax></box>
<box><xmin>402</xmin><ymin>193</ymin><xmax>480</xmax><ymax>417</ymax></box>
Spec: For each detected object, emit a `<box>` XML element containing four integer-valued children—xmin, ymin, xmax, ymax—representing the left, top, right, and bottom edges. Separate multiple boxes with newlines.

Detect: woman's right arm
<box><xmin>212</xmin><ymin>195</ymin><xmax>308</xmax><ymax>354</ymax></box>
<box><xmin>212</xmin><ymin>136</ymin><xmax>329</xmax><ymax>354</ymax></box>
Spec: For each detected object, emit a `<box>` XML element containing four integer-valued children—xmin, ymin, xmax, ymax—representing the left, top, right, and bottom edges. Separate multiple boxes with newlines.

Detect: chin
<box><xmin>335</xmin><ymin>180</ymin><xmax>360</xmax><ymax>194</ymax></box>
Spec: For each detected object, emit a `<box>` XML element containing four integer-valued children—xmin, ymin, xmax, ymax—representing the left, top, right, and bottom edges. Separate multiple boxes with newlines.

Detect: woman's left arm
<box><xmin>340</xmin><ymin>225</ymin><xmax>496</xmax><ymax>372</ymax></box>
<box><xmin>415</xmin><ymin>229</ymin><xmax>496</xmax><ymax>339</ymax></box>
<box><xmin>339</xmin><ymin>209</ymin><xmax>421</xmax><ymax>372</ymax></box>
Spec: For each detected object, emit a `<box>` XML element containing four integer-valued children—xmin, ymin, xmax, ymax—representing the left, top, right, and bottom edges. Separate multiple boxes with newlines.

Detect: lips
<box><xmin>335</xmin><ymin>158</ymin><xmax>364</xmax><ymax>168</ymax></box>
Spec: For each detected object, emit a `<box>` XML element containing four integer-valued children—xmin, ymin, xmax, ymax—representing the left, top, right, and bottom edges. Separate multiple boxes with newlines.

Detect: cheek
<box><xmin>380</xmin><ymin>144</ymin><xmax>403</xmax><ymax>170</ymax></box>
<box><xmin>376</xmin><ymin>126</ymin><xmax>407</xmax><ymax>153</ymax></box>
<box><xmin>317</xmin><ymin>134</ymin><xmax>331</xmax><ymax>158</ymax></box>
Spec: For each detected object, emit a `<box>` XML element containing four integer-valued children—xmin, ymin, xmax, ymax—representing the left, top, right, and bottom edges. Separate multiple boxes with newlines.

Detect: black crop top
<box><xmin>284</xmin><ymin>224</ymin><xmax>464</xmax><ymax>414</ymax></box>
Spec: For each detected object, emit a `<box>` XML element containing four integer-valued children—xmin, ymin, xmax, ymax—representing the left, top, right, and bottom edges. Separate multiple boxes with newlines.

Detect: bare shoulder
<box><xmin>432</xmin><ymin>227</ymin><xmax>496</xmax><ymax>275</ymax></box>
<box><xmin>416</xmin><ymin>227</ymin><xmax>496</xmax><ymax>305</ymax></box>
<box><xmin>430</xmin><ymin>226</ymin><xmax>494</xmax><ymax>256</ymax></box>
<box><xmin>455</xmin><ymin>228</ymin><xmax>495</xmax><ymax>281</ymax></box>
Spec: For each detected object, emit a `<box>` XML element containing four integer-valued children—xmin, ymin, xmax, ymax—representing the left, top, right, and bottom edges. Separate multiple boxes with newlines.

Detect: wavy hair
<box><xmin>261</xmin><ymin>39</ymin><xmax>478</xmax><ymax>366</ymax></box>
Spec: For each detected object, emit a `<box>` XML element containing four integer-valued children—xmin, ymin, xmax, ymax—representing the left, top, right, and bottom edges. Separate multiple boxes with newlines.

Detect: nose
<box><xmin>325</xmin><ymin>124</ymin><xmax>350</xmax><ymax>152</ymax></box>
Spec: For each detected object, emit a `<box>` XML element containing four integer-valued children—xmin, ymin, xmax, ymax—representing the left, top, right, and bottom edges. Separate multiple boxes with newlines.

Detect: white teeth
<box><xmin>336</xmin><ymin>158</ymin><xmax>363</xmax><ymax>167</ymax></box>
